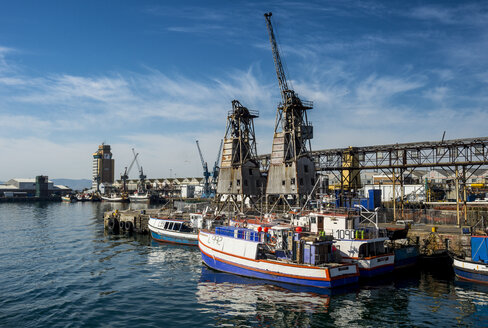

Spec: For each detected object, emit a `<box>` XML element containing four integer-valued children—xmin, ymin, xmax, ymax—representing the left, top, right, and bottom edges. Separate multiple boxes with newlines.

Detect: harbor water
<box><xmin>1</xmin><ymin>202</ymin><xmax>487</xmax><ymax>327</ymax></box>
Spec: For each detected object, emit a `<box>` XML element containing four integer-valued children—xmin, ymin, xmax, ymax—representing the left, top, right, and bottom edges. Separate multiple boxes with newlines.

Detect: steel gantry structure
<box><xmin>257</xmin><ymin>137</ymin><xmax>488</xmax><ymax>224</ymax></box>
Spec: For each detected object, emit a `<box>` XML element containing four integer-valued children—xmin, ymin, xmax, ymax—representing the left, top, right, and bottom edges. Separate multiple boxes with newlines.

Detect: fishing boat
<box><xmin>129</xmin><ymin>191</ymin><xmax>152</xmax><ymax>203</ymax></box>
<box><xmin>419</xmin><ymin>231</ymin><xmax>452</xmax><ymax>270</ymax></box>
<box><xmin>148</xmin><ymin>213</ymin><xmax>220</xmax><ymax>246</ymax></box>
<box><xmin>294</xmin><ymin>211</ymin><xmax>395</xmax><ymax>278</ymax></box>
<box><xmin>452</xmin><ymin>235</ymin><xmax>488</xmax><ymax>284</ymax></box>
<box><xmin>61</xmin><ymin>194</ymin><xmax>76</xmax><ymax>202</ymax></box>
<box><xmin>385</xmin><ymin>226</ymin><xmax>419</xmax><ymax>270</ymax></box>
<box><xmin>149</xmin><ymin>217</ymin><xmax>198</xmax><ymax>246</ymax></box>
<box><xmin>101</xmin><ymin>193</ymin><xmax>129</xmax><ymax>202</ymax></box>
<box><xmin>198</xmin><ymin>226</ymin><xmax>359</xmax><ymax>289</ymax></box>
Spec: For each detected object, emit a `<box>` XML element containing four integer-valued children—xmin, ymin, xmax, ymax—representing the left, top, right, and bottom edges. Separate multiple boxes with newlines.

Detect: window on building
<box><xmin>304</xmin><ymin>165</ymin><xmax>309</xmax><ymax>173</ymax></box>
<box><xmin>300</xmin><ymin>178</ymin><xmax>304</xmax><ymax>185</ymax></box>
<box><xmin>237</xmin><ymin>179</ymin><xmax>240</xmax><ymax>186</ymax></box>
<box><xmin>291</xmin><ymin>178</ymin><xmax>295</xmax><ymax>185</ymax></box>
<box><xmin>249</xmin><ymin>169</ymin><xmax>253</xmax><ymax>175</ymax></box>
<box><xmin>282</xmin><ymin>180</ymin><xmax>286</xmax><ymax>186</ymax></box>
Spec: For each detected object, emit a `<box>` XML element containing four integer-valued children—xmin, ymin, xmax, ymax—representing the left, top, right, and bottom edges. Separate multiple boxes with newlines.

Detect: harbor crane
<box><xmin>120</xmin><ymin>149</ymin><xmax>139</xmax><ymax>192</ymax></box>
<box><xmin>264</xmin><ymin>12</ymin><xmax>315</xmax><ymax>205</ymax></box>
<box><xmin>211</xmin><ymin>139</ymin><xmax>223</xmax><ymax>186</ymax></box>
<box><xmin>132</xmin><ymin>148</ymin><xmax>147</xmax><ymax>192</ymax></box>
<box><xmin>264</xmin><ymin>12</ymin><xmax>313</xmax><ymax>160</ymax></box>
<box><xmin>196</xmin><ymin>140</ymin><xmax>212</xmax><ymax>198</ymax></box>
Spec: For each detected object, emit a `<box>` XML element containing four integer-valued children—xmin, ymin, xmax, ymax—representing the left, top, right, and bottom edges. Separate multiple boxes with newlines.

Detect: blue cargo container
<box><xmin>368</xmin><ymin>189</ymin><xmax>382</xmax><ymax>210</ymax></box>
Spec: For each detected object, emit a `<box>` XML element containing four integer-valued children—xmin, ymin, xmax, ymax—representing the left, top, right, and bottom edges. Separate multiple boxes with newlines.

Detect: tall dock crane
<box><xmin>264</xmin><ymin>12</ymin><xmax>315</xmax><ymax>205</ymax></box>
<box><xmin>132</xmin><ymin>148</ymin><xmax>147</xmax><ymax>192</ymax></box>
<box><xmin>196</xmin><ymin>140</ymin><xmax>212</xmax><ymax>198</ymax></box>
<box><xmin>120</xmin><ymin>150</ymin><xmax>139</xmax><ymax>192</ymax></box>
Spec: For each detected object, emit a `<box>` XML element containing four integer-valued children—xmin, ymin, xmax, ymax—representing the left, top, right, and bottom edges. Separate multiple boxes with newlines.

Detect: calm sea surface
<box><xmin>0</xmin><ymin>202</ymin><xmax>487</xmax><ymax>327</ymax></box>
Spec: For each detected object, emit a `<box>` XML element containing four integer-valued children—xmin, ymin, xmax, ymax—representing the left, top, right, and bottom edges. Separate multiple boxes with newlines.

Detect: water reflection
<box><xmin>196</xmin><ymin>266</ymin><xmax>359</xmax><ymax>327</ymax></box>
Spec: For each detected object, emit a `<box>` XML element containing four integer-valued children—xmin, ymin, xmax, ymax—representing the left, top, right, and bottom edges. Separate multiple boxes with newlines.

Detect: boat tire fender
<box><xmin>125</xmin><ymin>220</ymin><xmax>134</xmax><ymax>232</ymax></box>
<box><xmin>107</xmin><ymin>218</ymin><xmax>115</xmax><ymax>232</ymax></box>
<box><xmin>119</xmin><ymin>220</ymin><xmax>126</xmax><ymax>231</ymax></box>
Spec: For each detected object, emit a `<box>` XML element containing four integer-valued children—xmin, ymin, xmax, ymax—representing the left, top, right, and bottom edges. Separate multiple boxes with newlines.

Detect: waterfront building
<box><xmin>0</xmin><ymin>177</ymin><xmax>71</xmax><ymax>198</ymax></box>
<box><xmin>92</xmin><ymin>144</ymin><xmax>114</xmax><ymax>191</ymax></box>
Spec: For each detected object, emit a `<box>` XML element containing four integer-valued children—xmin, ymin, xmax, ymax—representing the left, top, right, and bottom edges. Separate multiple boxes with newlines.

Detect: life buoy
<box><xmin>243</xmin><ymin>221</ymin><xmax>248</xmax><ymax>228</ymax></box>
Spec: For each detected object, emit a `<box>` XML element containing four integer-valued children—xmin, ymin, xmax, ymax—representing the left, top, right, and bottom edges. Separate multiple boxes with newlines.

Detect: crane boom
<box><xmin>212</xmin><ymin>139</ymin><xmax>223</xmax><ymax>183</ymax></box>
<box><xmin>264</xmin><ymin>12</ymin><xmax>289</xmax><ymax>103</ymax></box>
<box><xmin>127</xmin><ymin>150</ymin><xmax>139</xmax><ymax>175</ymax></box>
<box><xmin>195</xmin><ymin>140</ymin><xmax>207</xmax><ymax>169</ymax></box>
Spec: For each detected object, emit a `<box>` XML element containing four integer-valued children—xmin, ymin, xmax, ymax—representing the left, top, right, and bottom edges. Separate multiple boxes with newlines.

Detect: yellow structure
<box><xmin>341</xmin><ymin>147</ymin><xmax>361</xmax><ymax>190</ymax></box>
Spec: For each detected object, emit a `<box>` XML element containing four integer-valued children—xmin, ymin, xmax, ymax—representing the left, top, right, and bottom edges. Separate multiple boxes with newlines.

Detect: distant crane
<box><xmin>120</xmin><ymin>149</ymin><xmax>139</xmax><ymax>192</ymax></box>
<box><xmin>196</xmin><ymin>140</ymin><xmax>212</xmax><ymax>198</ymax></box>
<box><xmin>132</xmin><ymin>148</ymin><xmax>147</xmax><ymax>192</ymax></box>
<box><xmin>211</xmin><ymin>139</ymin><xmax>223</xmax><ymax>186</ymax></box>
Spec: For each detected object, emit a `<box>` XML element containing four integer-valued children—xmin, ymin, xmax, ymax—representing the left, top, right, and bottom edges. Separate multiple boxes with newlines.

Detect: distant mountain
<box><xmin>52</xmin><ymin>179</ymin><xmax>92</xmax><ymax>191</ymax></box>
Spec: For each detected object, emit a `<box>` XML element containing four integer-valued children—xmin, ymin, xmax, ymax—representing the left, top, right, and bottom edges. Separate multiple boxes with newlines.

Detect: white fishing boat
<box><xmin>149</xmin><ymin>217</ymin><xmax>198</xmax><ymax>246</ymax></box>
<box><xmin>101</xmin><ymin>193</ymin><xmax>129</xmax><ymax>202</ymax></box>
<box><xmin>199</xmin><ymin>226</ymin><xmax>359</xmax><ymax>288</ymax></box>
<box><xmin>149</xmin><ymin>212</ymin><xmax>221</xmax><ymax>246</ymax></box>
<box><xmin>129</xmin><ymin>191</ymin><xmax>152</xmax><ymax>202</ymax></box>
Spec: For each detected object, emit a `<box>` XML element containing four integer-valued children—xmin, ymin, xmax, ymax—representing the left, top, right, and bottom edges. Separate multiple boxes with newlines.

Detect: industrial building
<box><xmin>0</xmin><ymin>176</ymin><xmax>71</xmax><ymax>198</ymax></box>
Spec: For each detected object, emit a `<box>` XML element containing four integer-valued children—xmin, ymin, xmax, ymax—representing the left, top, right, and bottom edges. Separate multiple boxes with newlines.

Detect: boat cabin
<box><xmin>294</xmin><ymin>212</ymin><xmax>359</xmax><ymax>235</ymax></box>
<box><xmin>156</xmin><ymin>219</ymin><xmax>193</xmax><ymax>233</ymax></box>
<box><xmin>334</xmin><ymin>238</ymin><xmax>389</xmax><ymax>259</ymax></box>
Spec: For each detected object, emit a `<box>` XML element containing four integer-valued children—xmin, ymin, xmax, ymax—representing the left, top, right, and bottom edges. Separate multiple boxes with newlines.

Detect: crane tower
<box><xmin>216</xmin><ymin>100</ymin><xmax>263</xmax><ymax>212</ymax></box>
<box><xmin>264</xmin><ymin>12</ymin><xmax>316</xmax><ymax>205</ymax></box>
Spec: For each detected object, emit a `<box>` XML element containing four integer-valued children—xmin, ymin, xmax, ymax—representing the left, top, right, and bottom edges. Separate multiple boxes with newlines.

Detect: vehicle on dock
<box><xmin>294</xmin><ymin>210</ymin><xmax>395</xmax><ymax>278</ymax></box>
<box><xmin>198</xmin><ymin>226</ymin><xmax>359</xmax><ymax>288</ymax></box>
<box><xmin>452</xmin><ymin>235</ymin><xmax>488</xmax><ymax>284</ymax></box>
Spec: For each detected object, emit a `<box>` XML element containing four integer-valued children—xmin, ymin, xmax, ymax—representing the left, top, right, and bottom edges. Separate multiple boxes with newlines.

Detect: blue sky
<box><xmin>0</xmin><ymin>0</ymin><xmax>487</xmax><ymax>180</ymax></box>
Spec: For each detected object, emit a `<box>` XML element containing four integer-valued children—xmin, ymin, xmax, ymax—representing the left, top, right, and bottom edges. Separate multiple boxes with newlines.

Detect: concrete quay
<box><xmin>381</xmin><ymin>222</ymin><xmax>473</xmax><ymax>256</ymax></box>
<box><xmin>103</xmin><ymin>208</ymin><xmax>189</xmax><ymax>234</ymax></box>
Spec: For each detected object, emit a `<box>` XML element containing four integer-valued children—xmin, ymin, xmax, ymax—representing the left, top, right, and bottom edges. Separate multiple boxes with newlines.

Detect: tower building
<box><xmin>92</xmin><ymin>143</ymin><xmax>114</xmax><ymax>191</ymax></box>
